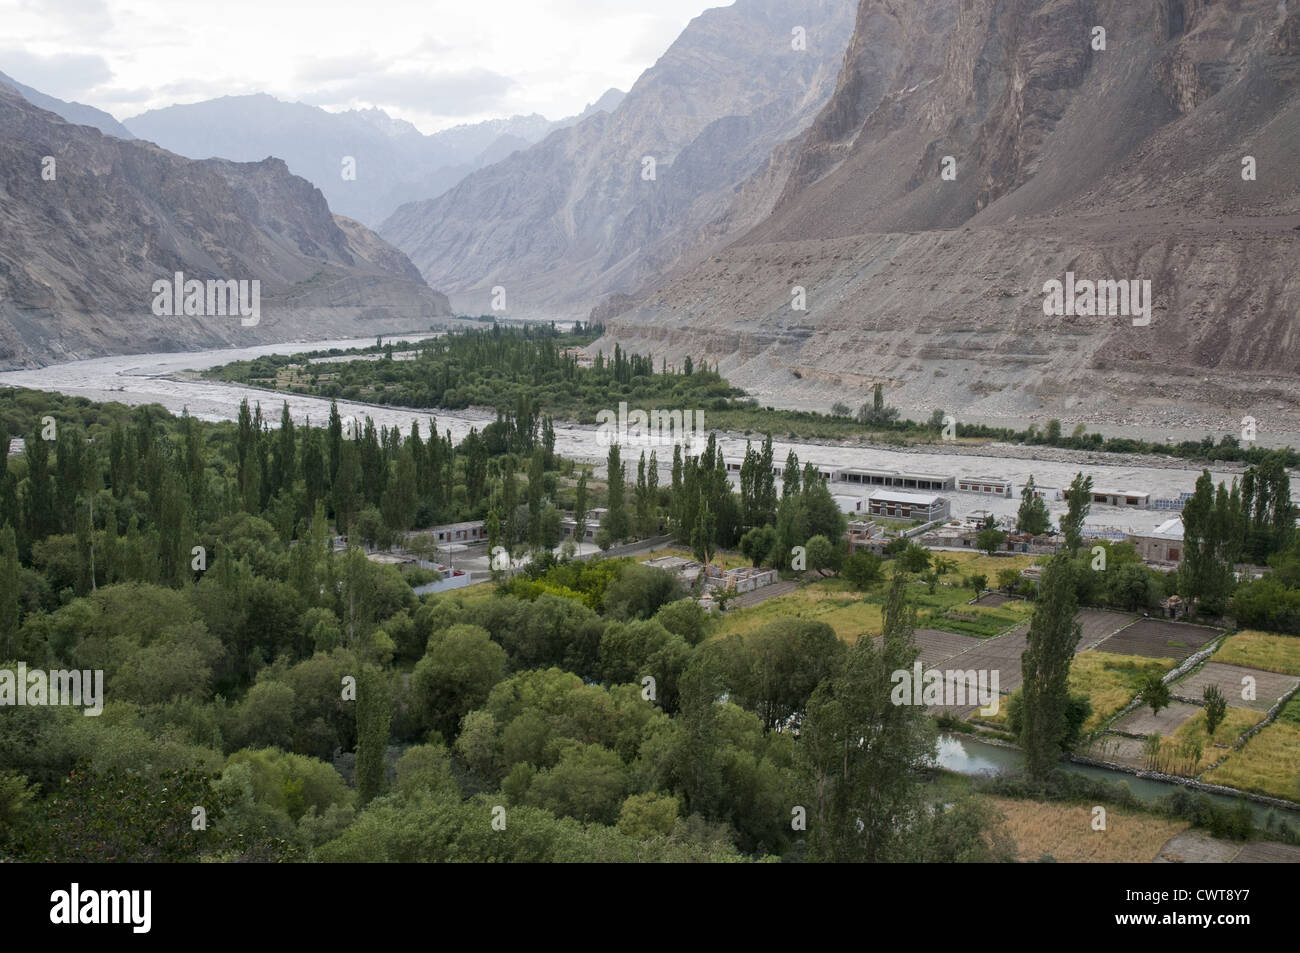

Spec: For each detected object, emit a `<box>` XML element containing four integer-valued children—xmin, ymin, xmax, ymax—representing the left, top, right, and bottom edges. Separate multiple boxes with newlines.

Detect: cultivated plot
<box><xmin>1174</xmin><ymin>662</ymin><xmax>1300</xmax><ymax>713</ymax></box>
<box><xmin>1094</xmin><ymin>619</ymin><xmax>1221</xmax><ymax>661</ymax></box>
<box><xmin>1075</xmin><ymin>609</ymin><xmax>1140</xmax><ymax>651</ymax></box>
<box><xmin>1113</xmin><ymin>700</ymin><xmax>1202</xmax><ymax>737</ymax></box>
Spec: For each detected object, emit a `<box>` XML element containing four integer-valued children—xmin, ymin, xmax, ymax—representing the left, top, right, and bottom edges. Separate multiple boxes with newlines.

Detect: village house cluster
<box><xmin>331</xmin><ymin>456</ymin><xmax>1223</xmax><ymax>610</ymax></box>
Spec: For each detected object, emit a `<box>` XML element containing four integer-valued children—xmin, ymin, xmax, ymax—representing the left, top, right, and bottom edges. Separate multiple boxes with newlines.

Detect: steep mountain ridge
<box><xmin>381</xmin><ymin>0</ymin><xmax>856</xmax><ymax>318</ymax></box>
<box><xmin>0</xmin><ymin>86</ymin><xmax>450</xmax><ymax>368</ymax></box>
<box><xmin>601</xmin><ymin>0</ymin><xmax>1300</xmax><ymax>435</ymax></box>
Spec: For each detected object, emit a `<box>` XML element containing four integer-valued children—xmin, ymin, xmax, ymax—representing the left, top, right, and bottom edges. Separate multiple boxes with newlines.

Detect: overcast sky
<box><xmin>0</xmin><ymin>0</ymin><xmax>724</xmax><ymax>132</ymax></box>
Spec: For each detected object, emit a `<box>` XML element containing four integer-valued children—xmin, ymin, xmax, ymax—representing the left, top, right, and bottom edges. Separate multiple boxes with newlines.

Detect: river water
<box><xmin>0</xmin><ymin>336</ymin><xmax>1247</xmax><ymax>534</ymax></box>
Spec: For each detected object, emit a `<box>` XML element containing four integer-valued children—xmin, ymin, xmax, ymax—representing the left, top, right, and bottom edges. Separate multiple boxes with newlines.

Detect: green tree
<box><xmin>801</xmin><ymin>569</ymin><xmax>934</xmax><ymax>861</ymax></box>
<box><xmin>525</xmin><ymin>742</ymin><xmax>628</xmax><ymax>825</ymax></box>
<box><xmin>895</xmin><ymin>541</ymin><xmax>931</xmax><ymax>573</ymax></box>
<box><xmin>573</xmin><ymin>470</ymin><xmax>588</xmax><ymax>547</ymax></box>
<box><xmin>20</xmin><ymin>765</ymin><xmax>233</xmax><ymax>862</ymax></box>
<box><xmin>0</xmin><ymin>524</ymin><xmax>19</xmax><ymax>657</ymax></box>
<box><xmin>1019</xmin><ymin>557</ymin><xmax>1082</xmax><ymax>778</ymax></box>
<box><xmin>1143</xmin><ymin>671</ymin><xmax>1171</xmax><ymax>717</ymax></box>
<box><xmin>603</xmin><ymin>444</ymin><xmax>629</xmax><ymax>543</ymax></box>
<box><xmin>711</xmin><ymin>618</ymin><xmax>845</xmax><ymax>732</ymax></box>
<box><xmin>1061</xmin><ymin>473</ymin><xmax>1093</xmax><ymax>554</ymax></box>
<box><xmin>977</xmin><ymin>526</ymin><xmax>1008</xmax><ymax>556</ymax></box>
<box><xmin>1181</xmin><ymin>469</ymin><xmax>1234</xmax><ymax>615</ymax></box>
<box><xmin>0</xmin><ymin>770</ymin><xmax>35</xmax><ymax>841</ymax></box>
<box><xmin>411</xmin><ymin>624</ymin><xmax>507</xmax><ymax>740</ymax></box>
<box><xmin>842</xmin><ymin>551</ymin><xmax>883</xmax><ymax>590</ymax></box>
<box><xmin>1017</xmin><ymin>476</ymin><xmax>1051</xmax><ymax>536</ymax></box>
<box><xmin>618</xmin><ymin>791</ymin><xmax>678</xmax><ymax>839</ymax></box>
<box><xmin>381</xmin><ymin>448</ymin><xmax>418</xmax><ymax>535</ymax></box>
<box><xmin>21</xmin><ymin>433</ymin><xmax>57</xmax><ymax>548</ymax></box>
<box><xmin>740</xmin><ymin>525</ymin><xmax>777</xmax><ymax>567</ymax></box>
<box><xmin>355</xmin><ymin>665</ymin><xmax>392</xmax><ymax>806</ymax></box>
<box><xmin>805</xmin><ymin>534</ymin><xmax>841</xmax><ymax>576</ymax></box>
<box><xmin>1203</xmin><ymin>685</ymin><xmax>1227</xmax><ymax>737</ymax></box>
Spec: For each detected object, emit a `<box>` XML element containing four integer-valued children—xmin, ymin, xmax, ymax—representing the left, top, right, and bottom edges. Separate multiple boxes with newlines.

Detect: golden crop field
<box><xmin>988</xmin><ymin>797</ymin><xmax>1188</xmax><ymax>862</ymax></box>
<box><xmin>1212</xmin><ymin>631</ymin><xmax>1300</xmax><ymax>677</ymax></box>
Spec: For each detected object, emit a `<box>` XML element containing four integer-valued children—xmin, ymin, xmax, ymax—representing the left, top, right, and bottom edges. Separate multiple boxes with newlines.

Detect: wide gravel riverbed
<box><xmin>0</xmin><ymin>337</ymin><xmax>1279</xmax><ymax>535</ymax></box>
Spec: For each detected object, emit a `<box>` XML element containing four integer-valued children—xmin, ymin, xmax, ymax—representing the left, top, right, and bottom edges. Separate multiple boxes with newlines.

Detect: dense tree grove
<box><xmin>0</xmin><ymin>387</ymin><xmax>1012</xmax><ymax>863</ymax></box>
<box><xmin>208</xmin><ymin>324</ymin><xmax>744</xmax><ymax>423</ymax></box>
<box><xmin>5</xmin><ymin>381</ymin><xmax>1288</xmax><ymax>864</ymax></box>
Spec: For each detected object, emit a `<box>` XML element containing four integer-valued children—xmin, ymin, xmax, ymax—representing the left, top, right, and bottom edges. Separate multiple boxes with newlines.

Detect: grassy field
<box><xmin>987</xmin><ymin>797</ymin><xmax>1188</xmax><ymax>862</ymax></box>
<box><xmin>1204</xmin><ymin>719</ymin><xmax>1300</xmax><ymax>802</ymax></box>
<box><xmin>912</xmin><ymin>585</ymin><xmax>1033</xmax><ymax>637</ymax></box>
<box><xmin>1212</xmin><ymin>631</ymin><xmax>1300</xmax><ymax>677</ymax></box>
<box><xmin>942</xmin><ymin>550</ymin><xmax>1039</xmax><ymax>578</ymax></box>
<box><xmin>712</xmin><ymin>581</ymin><xmax>883</xmax><ymax>644</ymax></box>
<box><xmin>1069</xmin><ymin>651</ymin><xmax>1177</xmax><ymax>732</ymax></box>
<box><xmin>710</xmin><ymin>575</ymin><xmax>1032</xmax><ymax>644</ymax></box>
<box><xmin>445</xmin><ymin>581</ymin><xmax>499</xmax><ymax>606</ymax></box>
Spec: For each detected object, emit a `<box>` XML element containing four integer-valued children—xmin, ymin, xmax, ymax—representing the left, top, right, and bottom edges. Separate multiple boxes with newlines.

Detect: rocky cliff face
<box><xmin>603</xmin><ymin>0</ymin><xmax>1300</xmax><ymax>435</ymax></box>
<box><xmin>381</xmin><ymin>0</ymin><xmax>856</xmax><ymax>318</ymax></box>
<box><xmin>0</xmin><ymin>86</ymin><xmax>451</xmax><ymax>368</ymax></box>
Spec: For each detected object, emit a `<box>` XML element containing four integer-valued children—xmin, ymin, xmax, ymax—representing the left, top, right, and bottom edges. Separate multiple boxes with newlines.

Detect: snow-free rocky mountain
<box><xmin>0</xmin><ymin>69</ymin><xmax>135</xmax><ymax>140</ymax></box>
<box><xmin>0</xmin><ymin>84</ymin><xmax>451</xmax><ymax>368</ymax></box>
<box><xmin>599</xmin><ymin>0</ymin><xmax>1300</xmax><ymax>432</ymax></box>
<box><xmin>380</xmin><ymin>0</ymin><xmax>857</xmax><ymax>319</ymax></box>
<box><xmin>125</xmin><ymin>89</ymin><xmax>625</xmax><ymax>228</ymax></box>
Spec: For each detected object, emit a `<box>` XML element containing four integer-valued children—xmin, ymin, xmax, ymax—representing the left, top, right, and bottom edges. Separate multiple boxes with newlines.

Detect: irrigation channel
<box><xmin>934</xmin><ymin>734</ymin><xmax>1295</xmax><ymax>828</ymax></box>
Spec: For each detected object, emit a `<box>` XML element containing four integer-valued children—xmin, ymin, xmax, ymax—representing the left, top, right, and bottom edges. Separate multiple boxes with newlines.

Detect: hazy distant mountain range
<box><xmin>123</xmin><ymin>89</ymin><xmax>625</xmax><ymax>227</ymax></box>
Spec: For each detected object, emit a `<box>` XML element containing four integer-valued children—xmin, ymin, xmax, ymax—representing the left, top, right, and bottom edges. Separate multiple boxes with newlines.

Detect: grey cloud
<box><xmin>296</xmin><ymin>53</ymin><xmax>388</xmax><ymax>85</ymax></box>
<box><xmin>19</xmin><ymin>0</ymin><xmax>114</xmax><ymax>35</ymax></box>
<box><xmin>304</xmin><ymin>68</ymin><xmax>516</xmax><ymax>116</ymax></box>
<box><xmin>0</xmin><ymin>49</ymin><xmax>113</xmax><ymax>99</ymax></box>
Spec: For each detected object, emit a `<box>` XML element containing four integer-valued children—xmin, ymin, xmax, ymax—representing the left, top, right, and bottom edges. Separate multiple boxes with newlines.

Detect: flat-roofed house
<box><xmin>867</xmin><ymin>489</ymin><xmax>951</xmax><ymax>522</ymax></box>
<box><xmin>834</xmin><ymin>467</ymin><xmax>955</xmax><ymax>492</ymax></box>
<box><xmin>561</xmin><ymin>508</ymin><xmax>608</xmax><ymax>542</ymax></box>
<box><xmin>430</xmin><ymin>520</ymin><xmax>488</xmax><ymax>544</ymax></box>
<box><xmin>957</xmin><ymin>477</ymin><xmax>1014</xmax><ymax>498</ymax></box>
<box><xmin>1091</xmin><ymin>488</ymin><xmax>1151</xmax><ymax>508</ymax></box>
<box><xmin>833</xmin><ymin>494</ymin><xmax>868</xmax><ymax>516</ymax></box>
<box><xmin>1130</xmin><ymin>517</ymin><xmax>1184</xmax><ymax>565</ymax></box>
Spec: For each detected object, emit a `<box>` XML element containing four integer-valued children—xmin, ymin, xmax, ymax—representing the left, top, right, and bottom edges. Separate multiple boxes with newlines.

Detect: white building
<box><xmin>833</xmin><ymin>494</ymin><xmax>869</xmax><ymax>516</ymax></box>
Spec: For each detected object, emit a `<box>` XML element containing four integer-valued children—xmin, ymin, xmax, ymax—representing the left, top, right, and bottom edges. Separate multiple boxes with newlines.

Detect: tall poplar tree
<box><xmin>801</xmin><ymin>569</ymin><xmax>934</xmax><ymax>861</ymax></box>
<box><xmin>1019</xmin><ymin>556</ymin><xmax>1082</xmax><ymax>778</ymax></box>
<box><xmin>355</xmin><ymin>665</ymin><xmax>392</xmax><ymax>806</ymax></box>
<box><xmin>1061</xmin><ymin>473</ymin><xmax>1093</xmax><ymax>553</ymax></box>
